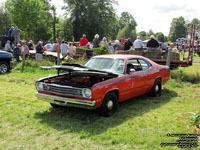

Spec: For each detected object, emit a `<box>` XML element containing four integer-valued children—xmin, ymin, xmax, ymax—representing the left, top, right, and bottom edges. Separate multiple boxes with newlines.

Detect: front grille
<box><xmin>43</xmin><ymin>84</ymin><xmax>83</xmax><ymax>97</ymax></box>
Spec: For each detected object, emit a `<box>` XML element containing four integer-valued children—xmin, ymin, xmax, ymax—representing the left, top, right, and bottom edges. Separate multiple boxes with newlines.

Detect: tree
<box><xmin>63</xmin><ymin>0</ymin><xmax>118</xmax><ymax>41</ymax></box>
<box><xmin>0</xmin><ymin>4</ymin><xmax>11</xmax><ymax>35</ymax></box>
<box><xmin>156</xmin><ymin>32</ymin><xmax>165</xmax><ymax>42</ymax></box>
<box><xmin>6</xmin><ymin>0</ymin><xmax>53</xmax><ymax>41</ymax></box>
<box><xmin>138</xmin><ymin>31</ymin><xmax>146</xmax><ymax>40</ymax></box>
<box><xmin>168</xmin><ymin>16</ymin><xmax>187</xmax><ymax>42</ymax></box>
<box><xmin>191</xmin><ymin>18</ymin><xmax>200</xmax><ymax>39</ymax></box>
<box><xmin>117</xmin><ymin>25</ymin><xmax>137</xmax><ymax>41</ymax></box>
<box><xmin>119</xmin><ymin>11</ymin><xmax>137</xmax><ymax>30</ymax></box>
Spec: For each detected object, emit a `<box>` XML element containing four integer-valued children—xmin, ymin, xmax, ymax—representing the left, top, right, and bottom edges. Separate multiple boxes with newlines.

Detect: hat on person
<box><xmin>137</xmin><ymin>36</ymin><xmax>140</xmax><ymax>39</ymax></box>
<box><xmin>95</xmin><ymin>34</ymin><xmax>99</xmax><ymax>38</ymax></box>
<box><xmin>17</xmin><ymin>43</ymin><xmax>21</xmax><ymax>47</ymax></box>
<box><xmin>150</xmin><ymin>35</ymin><xmax>155</xmax><ymax>39</ymax></box>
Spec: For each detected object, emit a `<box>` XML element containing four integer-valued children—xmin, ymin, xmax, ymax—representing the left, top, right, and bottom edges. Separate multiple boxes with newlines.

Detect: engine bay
<box><xmin>44</xmin><ymin>73</ymin><xmax>118</xmax><ymax>88</ymax></box>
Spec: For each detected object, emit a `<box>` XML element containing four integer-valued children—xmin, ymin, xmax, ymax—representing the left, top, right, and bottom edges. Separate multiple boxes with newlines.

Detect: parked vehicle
<box><xmin>35</xmin><ymin>54</ymin><xmax>170</xmax><ymax>116</ymax></box>
<box><xmin>0</xmin><ymin>50</ymin><xmax>13</xmax><ymax>74</ymax></box>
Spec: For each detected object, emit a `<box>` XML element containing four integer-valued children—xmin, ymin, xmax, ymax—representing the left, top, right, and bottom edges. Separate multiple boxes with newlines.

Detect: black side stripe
<box><xmin>94</xmin><ymin>68</ymin><xmax>167</xmax><ymax>88</ymax></box>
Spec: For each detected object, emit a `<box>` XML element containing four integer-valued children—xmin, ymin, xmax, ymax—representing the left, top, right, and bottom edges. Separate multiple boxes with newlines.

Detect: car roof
<box><xmin>93</xmin><ymin>54</ymin><xmax>147</xmax><ymax>59</ymax></box>
<box><xmin>92</xmin><ymin>54</ymin><xmax>158</xmax><ymax>66</ymax></box>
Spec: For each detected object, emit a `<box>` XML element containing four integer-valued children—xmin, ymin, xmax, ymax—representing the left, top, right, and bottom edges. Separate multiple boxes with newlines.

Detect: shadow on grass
<box><xmin>34</xmin><ymin>88</ymin><xmax>177</xmax><ymax>136</ymax></box>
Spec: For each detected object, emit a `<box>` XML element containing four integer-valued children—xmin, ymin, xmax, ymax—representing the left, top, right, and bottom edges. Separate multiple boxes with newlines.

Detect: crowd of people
<box><xmin>3</xmin><ymin>25</ymin><xmax>185</xmax><ymax>62</ymax></box>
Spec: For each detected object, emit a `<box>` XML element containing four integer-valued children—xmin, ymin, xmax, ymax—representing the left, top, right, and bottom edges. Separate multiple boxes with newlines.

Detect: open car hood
<box><xmin>40</xmin><ymin>63</ymin><xmax>118</xmax><ymax>77</ymax></box>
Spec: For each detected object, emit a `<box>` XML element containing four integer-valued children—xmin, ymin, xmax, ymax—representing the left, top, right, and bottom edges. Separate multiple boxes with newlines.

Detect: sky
<box><xmin>1</xmin><ymin>0</ymin><xmax>200</xmax><ymax>36</ymax></box>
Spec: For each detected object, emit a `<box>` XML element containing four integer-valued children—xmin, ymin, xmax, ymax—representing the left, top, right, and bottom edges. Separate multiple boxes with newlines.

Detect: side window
<box><xmin>138</xmin><ymin>59</ymin><xmax>152</xmax><ymax>70</ymax></box>
<box><xmin>126</xmin><ymin>59</ymin><xmax>142</xmax><ymax>73</ymax></box>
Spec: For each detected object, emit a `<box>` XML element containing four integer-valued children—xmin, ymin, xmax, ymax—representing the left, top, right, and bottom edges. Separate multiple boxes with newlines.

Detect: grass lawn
<box><xmin>0</xmin><ymin>61</ymin><xmax>200</xmax><ymax>150</ymax></box>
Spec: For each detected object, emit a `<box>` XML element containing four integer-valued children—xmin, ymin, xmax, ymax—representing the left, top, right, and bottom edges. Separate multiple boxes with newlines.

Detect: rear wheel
<box><xmin>99</xmin><ymin>92</ymin><xmax>118</xmax><ymax>117</ymax></box>
<box><xmin>149</xmin><ymin>79</ymin><xmax>162</xmax><ymax>97</ymax></box>
<box><xmin>0</xmin><ymin>61</ymin><xmax>9</xmax><ymax>74</ymax></box>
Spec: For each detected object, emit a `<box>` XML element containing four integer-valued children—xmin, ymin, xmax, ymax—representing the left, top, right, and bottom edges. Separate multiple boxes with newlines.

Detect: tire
<box><xmin>0</xmin><ymin>61</ymin><xmax>9</xmax><ymax>74</ymax></box>
<box><xmin>99</xmin><ymin>92</ymin><xmax>118</xmax><ymax>117</ymax></box>
<box><xmin>50</xmin><ymin>103</ymin><xmax>64</xmax><ymax>108</ymax></box>
<box><xmin>148</xmin><ymin>79</ymin><xmax>162</xmax><ymax>97</ymax></box>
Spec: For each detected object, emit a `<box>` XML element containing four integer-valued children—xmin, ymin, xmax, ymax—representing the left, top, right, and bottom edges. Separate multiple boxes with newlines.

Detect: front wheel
<box><xmin>98</xmin><ymin>92</ymin><xmax>118</xmax><ymax>117</ymax></box>
<box><xmin>148</xmin><ymin>79</ymin><xmax>162</xmax><ymax>97</ymax></box>
<box><xmin>0</xmin><ymin>62</ymin><xmax>9</xmax><ymax>74</ymax></box>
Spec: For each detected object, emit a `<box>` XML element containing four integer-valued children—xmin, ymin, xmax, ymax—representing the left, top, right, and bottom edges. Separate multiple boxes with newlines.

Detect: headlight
<box><xmin>82</xmin><ymin>88</ymin><xmax>92</xmax><ymax>98</ymax></box>
<box><xmin>36</xmin><ymin>82</ymin><xmax>44</xmax><ymax>91</ymax></box>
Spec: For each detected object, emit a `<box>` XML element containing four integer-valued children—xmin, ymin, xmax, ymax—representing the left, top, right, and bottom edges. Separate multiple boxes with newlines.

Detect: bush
<box><xmin>190</xmin><ymin>112</ymin><xmax>200</xmax><ymax>126</ymax></box>
<box><xmin>171</xmin><ymin>69</ymin><xmax>200</xmax><ymax>83</ymax></box>
<box><xmin>76</xmin><ymin>45</ymin><xmax>110</xmax><ymax>55</ymax></box>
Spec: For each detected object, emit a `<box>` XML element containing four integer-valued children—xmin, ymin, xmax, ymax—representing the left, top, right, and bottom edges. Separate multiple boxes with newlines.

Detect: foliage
<box><xmin>156</xmin><ymin>32</ymin><xmax>165</xmax><ymax>42</ymax></box>
<box><xmin>190</xmin><ymin>112</ymin><xmax>200</xmax><ymax>126</ymax></box>
<box><xmin>93</xmin><ymin>45</ymin><xmax>110</xmax><ymax>55</ymax></box>
<box><xmin>168</xmin><ymin>16</ymin><xmax>187</xmax><ymax>42</ymax></box>
<box><xmin>117</xmin><ymin>25</ymin><xmax>137</xmax><ymax>41</ymax></box>
<box><xmin>171</xmin><ymin>65</ymin><xmax>200</xmax><ymax>83</ymax></box>
<box><xmin>6</xmin><ymin>0</ymin><xmax>53</xmax><ymax>41</ymax></box>
<box><xmin>119</xmin><ymin>11</ymin><xmax>137</xmax><ymax>30</ymax></box>
<box><xmin>63</xmin><ymin>0</ymin><xmax>118</xmax><ymax>41</ymax></box>
<box><xmin>0</xmin><ymin>4</ymin><xmax>11</xmax><ymax>35</ymax></box>
<box><xmin>58</xmin><ymin>18</ymin><xmax>74</xmax><ymax>41</ymax></box>
<box><xmin>75</xmin><ymin>45</ymin><xmax>110</xmax><ymax>55</ymax></box>
<box><xmin>191</xmin><ymin>18</ymin><xmax>200</xmax><ymax>39</ymax></box>
<box><xmin>138</xmin><ymin>31</ymin><xmax>146</xmax><ymax>40</ymax></box>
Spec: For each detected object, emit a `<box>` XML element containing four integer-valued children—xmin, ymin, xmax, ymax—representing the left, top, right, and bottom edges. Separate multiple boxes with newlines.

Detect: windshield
<box><xmin>84</xmin><ymin>58</ymin><xmax>125</xmax><ymax>74</ymax></box>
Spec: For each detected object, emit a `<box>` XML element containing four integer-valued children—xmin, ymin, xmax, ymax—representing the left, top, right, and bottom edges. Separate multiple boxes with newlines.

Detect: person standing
<box><xmin>134</xmin><ymin>36</ymin><xmax>143</xmax><ymax>50</ymax></box>
<box><xmin>44</xmin><ymin>41</ymin><xmax>52</xmax><ymax>52</ymax></box>
<box><xmin>147</xmin><ymin>35</ymin><xmax>159</xmax><ymax>50</ymax></box>
<box><xmin>124</xmin><ymin>38</ymin><xmax>133</xmax><ymax>50</ymax></box>
<box><xmin>36</xmin><ymin>41</ymin><xmax>43</xmax><ymax>54</ymax></box>
<box><xmin>60</xmin><ymin>41</ymin><xmax>68</xmax><ymax>60</ymax></box>
<box><xmin>8</xmin><ymin>26</ymin><xmax>14</xmax><ymax>46</ymax></box>
<box><xmin>93</xmin><ymin>34</ymin><xmax>100</xmax><ymax>48</ymax></box>
<box><xmin>100</xmin><ymin>37</ymin><xmax>108</xmax><ymax>47</ymax></box>
<box><xmin>68</xmin><ymin>42</ymin><xmax>75</xmax><ymax>56</ymax></box>
<box><xmin>27</xmin><ymin>40</ymin><xmax>34</xmax><ymax>50</ymax></box>
<box><xmin>13</xmin><ymin>44</ymin><xmax>22</xmax><ymax>62</ymax></box>
<box><xmin>11</xmin><ymin>26</ymin><xmax>21</xmax><ymax>46</ymax></box>
<box><xmin>24</xmin><ymin>42</ymin><xmax>30</xmax><ymax>58</ymax></box>
<box><xmin>108</xmin><ymin>42</ymin><xmax>114</xmax><ymax>51</ymax></box>
<box><xmin>5</xmin><ymin>40</ymin><xmax>12</xmax><ymax>53</ymax></box>
<box><xmin>35</xmin><ymin>41</ymin><xmax>43</xmax><ymax>61</ymax></box>
<box><xmin>79</xmin><ymin>34</ymin><xmax>88</xmax><ymax>48</ymax></box>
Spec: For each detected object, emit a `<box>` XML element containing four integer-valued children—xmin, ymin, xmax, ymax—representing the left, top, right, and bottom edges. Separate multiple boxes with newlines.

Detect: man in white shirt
<box><xmin>134</xmin><ymin>36</ymin><xmax>143</xmax><ymax>50</ymax></box>
<box><xmin>60</xmin><ymin>41</ymin><xmax>68</xmax><ymax>60</ymax></box>
<box><xmin>44</xmin><ymin>41</ymin><xmax>52</xmax><ymax>52</ymax></box>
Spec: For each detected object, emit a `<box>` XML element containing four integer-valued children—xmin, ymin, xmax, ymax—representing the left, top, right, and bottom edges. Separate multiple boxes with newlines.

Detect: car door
<box><xmin>137</xmin><ymin>58</ymin><xmax>154</xmax><ymax>92</ymax></box>
<box><xmin>124</xmin><ymin>58</ymin><xmax>147</xmax><ymax>98</ymax></box>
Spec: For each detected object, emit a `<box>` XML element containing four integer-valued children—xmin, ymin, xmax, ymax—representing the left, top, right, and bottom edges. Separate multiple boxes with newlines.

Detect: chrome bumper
<box><xmin>35</xmin><ymin>92</ymin><xmax>96</xmax><ymax>109</ymax></box>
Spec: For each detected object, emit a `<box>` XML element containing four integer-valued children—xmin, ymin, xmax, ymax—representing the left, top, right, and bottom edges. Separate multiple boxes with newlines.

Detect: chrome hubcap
<box><xmin>107</xmin><ymin>100</ymin><xmax>113</xmax><ymax>110</ymax></box>
<box><xmin>0</xmin><ymin>64</ymin><xmax>8</xmax><ymax>74</ymax></box>
<box><xmin>155</xmin><ymin>85</ymin><xmax>159</xmax><ymax>92</ymax></box>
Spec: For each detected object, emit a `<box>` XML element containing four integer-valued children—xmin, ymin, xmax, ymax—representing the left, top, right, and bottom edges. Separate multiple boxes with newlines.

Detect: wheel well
<box><xmin>0</xmin><ymin>60</ymin><xmax>10</xmax><ymax>68</ymax></box>
<box><xmin>107</xmin><ymin>90</ymin><xmax>119</xmax><ymax>99</ymax></box>
<box><xmin>157</xmin><ymin>77</ymin><xmax>162</xmax><ymax>82</ymax></box>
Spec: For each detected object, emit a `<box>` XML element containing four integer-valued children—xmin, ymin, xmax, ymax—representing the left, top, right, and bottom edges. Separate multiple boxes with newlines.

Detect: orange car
<box><xmin>35</xmin><ymin>54</ymin><xmax>170</xmax><ymax>116</ymax></box>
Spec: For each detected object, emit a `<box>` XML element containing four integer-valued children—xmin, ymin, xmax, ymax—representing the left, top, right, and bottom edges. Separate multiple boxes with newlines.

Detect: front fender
<box><xmin>92</xmin><ymin>85</ymin><xmax>119</xmax><ymax>108</ymax></box>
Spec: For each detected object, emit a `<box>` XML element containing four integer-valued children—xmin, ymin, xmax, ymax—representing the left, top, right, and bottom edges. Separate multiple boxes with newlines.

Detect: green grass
<box><xmin>0</xmin><ymin>60</ymin><xmax>200</xmax><ymax>150</ymax></box>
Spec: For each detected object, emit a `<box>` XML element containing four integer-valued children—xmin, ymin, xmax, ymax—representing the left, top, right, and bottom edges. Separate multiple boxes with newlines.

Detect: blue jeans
<box><xmin>14</xmin><ymin>55</ymin><xmax>20</xmax><ymax>62</ymax></box>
